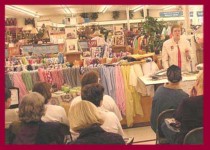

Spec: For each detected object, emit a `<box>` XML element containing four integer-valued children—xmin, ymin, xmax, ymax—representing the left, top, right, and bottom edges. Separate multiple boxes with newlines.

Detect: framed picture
<box><xmin>65</xmin><ymin>39</ymin><xmax>78</xmax><ymax>53</ymax></box>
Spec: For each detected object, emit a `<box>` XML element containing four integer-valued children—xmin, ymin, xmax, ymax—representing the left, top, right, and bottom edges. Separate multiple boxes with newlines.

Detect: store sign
<box><xmin>197</xmin><ymin>11</ymin><xmax>203</xmax><ymax>17</ymax></box>
<box><xmin>190</xmin><ymin>12</ymin><xmax>193</xmax><ymax>17</ymax></box>
<box><xmin>160</xmin><ymin>11</ymin><xmax>183</xmax><ymax>17</ymax></box>
<box><xmin>190</xmin><ymin>11</ymin><xmax>203</xmax><ymax>17</ymax></box>
<box><xmin>22</xmin><ymin>44</ymin><xmax>59</xmax><ymax>54</ymax></box>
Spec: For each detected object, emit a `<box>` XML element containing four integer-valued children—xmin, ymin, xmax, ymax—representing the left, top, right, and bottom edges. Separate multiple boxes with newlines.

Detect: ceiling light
<box><xmin>6</xmin><ymin>5</ymin><xmax>39</xmax><ymax>17</ymax></box>
<box><xmin>163</xmin><ymin>6</ymin><xmax>176</xmax><ymax>11</ymax></box>
<box><xmin>100</xmin><ymin>5</ymin><xmax>112</xmax><ymax>13</ymax></box>
<box><xmin>61</xmin><ymin>5</ymin><xmax>72</xmax><ymax>15</ymax></box>
<box><xmin>102</xmin><ymin>6</ymin><xmax>108</xmax><ymax>13</ymax></box>
<box><xmin>133</xmin><ymin>6</ymin><xmax>144</xmax><ymax>12</ymax></box>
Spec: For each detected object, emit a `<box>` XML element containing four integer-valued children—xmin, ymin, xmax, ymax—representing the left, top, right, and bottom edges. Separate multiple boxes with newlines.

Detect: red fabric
<box><xmin>177</xmin><ymin>45</ymin><xmax>181</xmax><ymax>68</ymax></box>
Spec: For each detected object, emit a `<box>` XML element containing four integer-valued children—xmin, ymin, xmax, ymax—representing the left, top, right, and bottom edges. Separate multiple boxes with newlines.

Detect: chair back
<box><xmin>183</xmin><ymin>127</ymin><xmax>203</xmax><ymax>144</ymax></box>
<box><xmin>156</xmin><ymin>109</ymin><xmax>175</xmax><ymax>144</ymax></box>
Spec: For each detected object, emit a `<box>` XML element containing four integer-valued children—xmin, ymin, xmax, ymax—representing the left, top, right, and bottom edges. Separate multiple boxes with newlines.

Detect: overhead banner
<box><xmin>160</xmin><ymin>11</ymin><xmax>183</xmax><ymax>17</ymax></box>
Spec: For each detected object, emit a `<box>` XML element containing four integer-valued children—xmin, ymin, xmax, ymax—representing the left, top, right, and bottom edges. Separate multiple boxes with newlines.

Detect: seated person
<box><xmin>7</xmin><ymin>92</ymin><xmax>65</xmax><ymax>144</ymax></box>
<box><xmin>161</xmin><ymin>71</ymin><xmax>203</xmax><ymax>144</ymax></box>
<box><xmin>150</xmin><ymin>65</ymin><xmax>189</xmax><ymax>132</ymax></box>
<box><xmin>32</xmin><ymin>82</ymin><xmax>69</xmax><ymax>126</ymax></box>
<box><xmin>68</xmin><ymin>101</ymin><xmax>125</xmax><ymax>144</ymax></box>
<box><xmin>71</xmin><ymin>70</ymin><xmax>122</xmax><ymax>121</ymax></box>
<box><xmin>5</xmin><ymin>88</ymin><xmax>19</xmax><ymax>129</ymax></box>
<box><xmin>70</xmin><ymin>83</ymin><xmax>124</xmax><ymax>140</ymax></box>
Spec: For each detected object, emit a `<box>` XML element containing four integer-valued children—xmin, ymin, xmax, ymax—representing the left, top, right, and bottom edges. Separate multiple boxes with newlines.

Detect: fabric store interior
<box><xmin>5</xmin><ymin>5</ymin><xmax>203</xmax><ymax>145</ymax></box>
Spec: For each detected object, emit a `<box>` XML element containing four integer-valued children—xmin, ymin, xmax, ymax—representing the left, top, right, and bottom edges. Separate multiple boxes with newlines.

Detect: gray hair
<box><xmin>19</xmin><ymin>92</ymin><xmax>45</xmax><ymax>123</ymax></box>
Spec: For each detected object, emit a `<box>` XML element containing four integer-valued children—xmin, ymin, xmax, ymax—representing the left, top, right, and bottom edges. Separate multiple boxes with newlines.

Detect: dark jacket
<box><xmin>69</xmin><ymin>124</ymin><xmax>125</xmax><ymax>144</ymax></box>
<box><xmin>7</xmin><ymin>121</ymin><xmax>68</xmax><ymax>144</ymax></box>
<box><xmin>174</xmin><ymin>95</ymin><xmax>203</xmax><ymax>144</ymax></box>
<box><xmin>150</xmin><ymin>86</ymin><xmax>189</xmax><ymax>132</ymax></box>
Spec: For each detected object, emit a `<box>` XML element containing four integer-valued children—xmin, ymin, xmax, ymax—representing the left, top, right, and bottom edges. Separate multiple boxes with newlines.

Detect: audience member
<box><xmin>71</xmin><ymin>70</ymin><xmax>122</xmax><ymax>121</ymax></box>
<box><xmin>5</xmin><ymin>88</ymin><xmax>19</xmax><ymax>129</ymax></box>
<box><xmin>150</xmin><ymin>65</ymin><xmax>189</xmax><ymax>132</ymax></box>
<box><xmin>161</xmin><ymin>71</ymin><xmax>203</xmax><ymax>144</ymax></box>
<box><xmin>32</xmin><ymin>82</ymin><xmax>69</xmax><ymax>126</ymax></box>
<box><xmin>81</xmin><ymin>83</ymin><xmax>124</xmax><ymax>136</ymax></box>
<box><xmin>68</xmin><ymin>101</ymin><xmax>125</xmax><ymax>144</ymax></box>
<box><xmin>7</xmin><ymin>92</ymin><xmax>65</xmax><ymax>144</ymax></box>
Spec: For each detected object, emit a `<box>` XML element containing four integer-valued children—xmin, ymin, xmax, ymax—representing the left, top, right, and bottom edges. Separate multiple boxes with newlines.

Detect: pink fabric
<box><xmin>38</xmin><ymin>68</ymin><xmax>45</xmax><ymax>82</ymax></box>
<box><xmin>13</xmin><ymin>72</ymin><xmax>28</xmax><ymax>101</ymax></box>
<box><xmin>50</xmin><ymin>69</ymin><xmax>64</xmax><ymax>90</ymax></box>
<box><xmin>115</xmin><ymin>66</ymin><xmax>126</xmax><ymax>116</ymax></box>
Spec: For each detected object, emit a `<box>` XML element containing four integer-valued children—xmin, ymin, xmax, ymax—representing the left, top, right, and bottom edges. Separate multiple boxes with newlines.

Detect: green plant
<box><xmin>129</xmin><ymin>11</ymin><xmax>134</xmax><ymax>19</ymax></box>
<box><xmin>90</xmin><ymin>12</ymin><xmax>99</xmax><ymax>21</ymax></box>
<box><xmin>80</xmin><ymin>13</ymin><xmax>89</xmax><ymax>19</ymax></box>
<box><xmin>142</xmin><ymin>16</ymin><xmax>166</xmax><ymax>53</ymax></box>
<box><xmin>112</xmin><ymin>11</ymin><xmax>120</xmax><ymax>20</ymax></box>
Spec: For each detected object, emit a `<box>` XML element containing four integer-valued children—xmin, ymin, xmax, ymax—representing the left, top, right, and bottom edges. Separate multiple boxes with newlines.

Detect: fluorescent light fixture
<box><xmin>6</xmin><ymin>5</ymin><xmax>39</xmax><ymax>17</ymax></box>
<box><xmin>100</xmin><ymin>5</ymin><xmax>112</xmax><ymax>13</ymax></box>
<box><xmin>133</xmin><ymin>6</ymin><xmax>144</xmax><ymax>12</ymax></box>
<box><xmin>102</xmin><ymin>6</ymin><xmax>108</xmax><ymax>13</ymax></box>
<box><xmin>61</xmin><ymin>5</ymin><xmax>73</xmax><ymax>15</ymax></box>
<box><xmin>163</xmin><ymin>6</ymin><xmax>176</xmax><ymax>10</ymax></box>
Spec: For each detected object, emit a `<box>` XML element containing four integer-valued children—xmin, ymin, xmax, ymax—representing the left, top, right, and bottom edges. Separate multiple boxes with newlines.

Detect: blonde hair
<box><xmin>68</xmin><ymin>101</ymin><xmax>104</xmax><ymax>132</ymax></box>
<box><xmin>19</xmin><ymin>92</ymin><xmax>45</xmax><ymax>123</ymax></box>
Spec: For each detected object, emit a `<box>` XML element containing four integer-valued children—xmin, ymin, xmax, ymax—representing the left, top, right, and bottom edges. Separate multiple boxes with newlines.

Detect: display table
<box><xmin>138</xmin><ymin>72</ymin><xmax>198</xmax><ymax>96</ymax></box>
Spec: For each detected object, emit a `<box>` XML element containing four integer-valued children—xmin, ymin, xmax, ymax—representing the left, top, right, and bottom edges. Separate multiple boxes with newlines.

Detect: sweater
<box><xmin>69</xmin><ymin>124</ymin><xmax>125</xmax><ymax>145</ymax></box>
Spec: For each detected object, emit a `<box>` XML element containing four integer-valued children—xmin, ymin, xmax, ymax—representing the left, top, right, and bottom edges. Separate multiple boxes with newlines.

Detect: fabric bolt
<box><xmin>62</xmin><ymin>68</ymin><xmax>71</xmax><ymax>86</ymax></box>
<box><xmin>121</xmin><ymin>65</ymin><xmax>143</xmax><ymax>127</ymax></box>
<box><xmin>21</xmin><ymin>71</ymin><xmax>33</xmax><ymax>91</ymax></box>
<box><xmin>13</xmin><ymin>72</ymin><xmax>28</xmax><ymax>100</ymax></box>
<box><xmin>38</xmin><ymin>68</ymin><xmax>46</xmax><ymax>82</ymax></box>
<box><xmin>132</xmin><ymin>64</ymin><xmax>144</xmax><ymax>93</ymax></box>
<box><xmin>45</xmin><ymin>70</ymin><xmax>53</xmax><ymax>84</ymax></box>
<box><xmin>109</xmin><ymin>67</ymin><xmax>116</xmax><ymax>101</ymax></box>
<box><xmin>129</xmin><ymin>65</ymin><xmax>144</xmax><ymax>117</ymax></box>
<box><xmin>8</xmin><ymin>73</ymin><xmax>14</xmax><ymax>86</ymax></box>
<box><xmin>115</xmin><ymin>66</ymin><xmax>126</xmax><ymax>116</ymax></box>
<box><xmin>5</xmin><ymin>73</ymin><xmax>13</xmax><ymax>88</ymax></box>
<box><xmin>30</xmin><ymin>71</ymin><xmax>40</xmax><ymax>86</ymax></box>
<box><xmin>121</xmin><ymin>65</ymin><xmax>134</xmax><ymax>127</ymax></box>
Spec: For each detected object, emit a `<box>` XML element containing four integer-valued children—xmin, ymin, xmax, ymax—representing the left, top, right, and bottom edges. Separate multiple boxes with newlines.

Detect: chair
<box><xmin>183</xmin><ymin>127</ymin><xmax>203</xmax><ymax>144</ymax></box>
<box><xmin>156</xmin><ymin>109</ymin><xmax>175</xmax><ymax>144</ymax></box>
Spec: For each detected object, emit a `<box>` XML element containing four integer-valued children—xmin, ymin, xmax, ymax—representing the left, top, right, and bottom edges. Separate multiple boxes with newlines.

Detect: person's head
<box><xmin>167</xmin><ymin>65</ymin><xmax>182</xmax><ymax>83</ymax></box>
<box><xmin>81</xmin><ymin>71</ymin><xmax>99</xmax><ymax>87</ymax></box>
<box><xmin>81</xmin><ymin>83</ymin><xmax>104</xmax><ymax>107</ymax></box>
<box><xmin>5</xmin><ymin>88</ymin><xmax>11</xmax><ymax>109</ymax></box>
<box><xmin>171</xmin><ymin>24</ymin><xmax>182</xmax><ymax>41</ymax></box>
<box><xmin>32</xmin><ymin>82</ymin><xmax>51</xmax><ymax>104</ymax></box>
<box><xmin>68</xmin><ymin>101</ymin><xmax>104</xmax><ymax>132</ymax></box>
<box><xmin>191</xmin><ymin>71</ymin><xmax>203</xmax><ymax>96</ymax></box>
<box><xmin>19</xmin><ymin>92</ymin><xmax>45</xmax><ymax>123</ymax></box>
